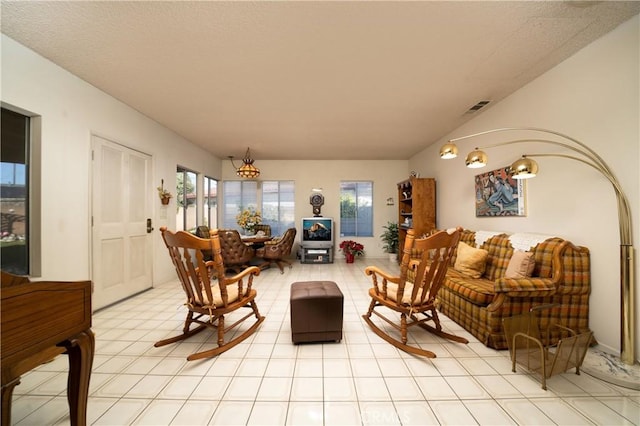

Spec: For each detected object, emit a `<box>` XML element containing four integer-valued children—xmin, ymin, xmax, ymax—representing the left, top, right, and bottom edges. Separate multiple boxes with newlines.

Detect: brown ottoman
<box><xmin>290</xmin><ymin>281</ymin><xmax>344</xmax><ymax>343</ymax></box>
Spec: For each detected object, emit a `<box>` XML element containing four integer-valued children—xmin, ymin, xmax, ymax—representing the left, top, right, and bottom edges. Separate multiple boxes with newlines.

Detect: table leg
<box><xmin>63</xmin><ymin>329</ymin><xmax>95</xmax><ymax>426</ymax></box>
<box><xmin>1</xmin><ymin>377</ymin><xmax>21</xmax><ymax>426</ymax></box>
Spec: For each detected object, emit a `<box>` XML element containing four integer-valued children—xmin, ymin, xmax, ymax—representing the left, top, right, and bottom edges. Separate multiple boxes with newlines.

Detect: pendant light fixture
<box><xmin>229</xmin><ymin>147</ymin><xmax>260</xmax><ymax>179</ymax></box>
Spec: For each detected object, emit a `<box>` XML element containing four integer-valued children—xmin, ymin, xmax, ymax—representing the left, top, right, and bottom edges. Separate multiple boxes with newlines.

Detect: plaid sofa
<box><xmin>427</xmin><ymin>230</ymin><xmax>591</xmax><ymax>349</ymax></box>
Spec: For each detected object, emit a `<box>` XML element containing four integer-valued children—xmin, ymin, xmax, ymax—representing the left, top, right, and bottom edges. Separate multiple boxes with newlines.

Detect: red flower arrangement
<box><xmin>339</xmin><ymin>240</ymin><xmax>365</xmax><ymax>257</ymax></box>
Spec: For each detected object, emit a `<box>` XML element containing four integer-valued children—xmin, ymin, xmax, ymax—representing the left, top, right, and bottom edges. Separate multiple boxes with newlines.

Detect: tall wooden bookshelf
<box><xmin>397</xmin><ymin>177</ymin><xmax>437</xmax><ymax>255</ymax></box>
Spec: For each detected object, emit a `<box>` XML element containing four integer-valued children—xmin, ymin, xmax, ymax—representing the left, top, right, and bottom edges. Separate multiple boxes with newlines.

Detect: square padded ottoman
<box><xmin>290</xmin><ymin>281</ymin><xmax>344</xmax><ymax>343</ymax></box>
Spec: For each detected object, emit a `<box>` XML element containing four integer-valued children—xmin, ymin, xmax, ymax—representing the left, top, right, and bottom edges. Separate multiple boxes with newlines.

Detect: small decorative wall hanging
<box><xmin>157</xmin><ymin>179</ymin><xmax>173</xmax><ymax>205</ymax></box>
<box><xmin>475</xmin><ymin>166</ymin><xmax>526</xmax><ymax>217</ymax></box>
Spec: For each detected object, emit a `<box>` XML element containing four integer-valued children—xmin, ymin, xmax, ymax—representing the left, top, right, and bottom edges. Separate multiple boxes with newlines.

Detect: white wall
<box><xmin>1</xmin><ymin>35</ymin><xmax>222</xmax><ymax>285</ymax></box>
<box><xmin>409</xmin><ymin>16</ymin><xmax>639</xmax><ymax>359</ymax></box>
<box><xmin>221</xmin><ymin>159</ymin><xmax>408</xmax><ymax>258</ymax></box>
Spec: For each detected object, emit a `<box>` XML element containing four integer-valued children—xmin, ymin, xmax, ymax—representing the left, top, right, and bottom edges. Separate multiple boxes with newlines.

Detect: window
<box><xmin>222</xmin><ymin>180</ymin><xmax>295</xmax><ymax>235</ymax></box>
<box><xmin>176</xmin><ymin>167</ymin><xmax>197</xmax><ymax>232</ymax></box>
<box><xmin>222</xmin><ymin>180</ymin><xmax>258</xmax><ymax>230</ymax></box>
<box><xmin>261</xmin><ymin>181</ymin><xmax>295</xmax><ymax>235</ymax></box>
<box><xmin>203</xmin><ymin>176</ymin><xmax>218</xmax><ymax>229</ymax></box>
<box><xmin>340</xmin><ymin>181</ymin><xmax>373</xmax><ymax>237</ymax></box>
<box><xmin>1</xmin><ymin>108</ymin><xmax>30</xmax><ymax>274</ymax></box>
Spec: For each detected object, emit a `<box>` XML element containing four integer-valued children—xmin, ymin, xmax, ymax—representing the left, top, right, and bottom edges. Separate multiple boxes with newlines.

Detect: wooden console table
<box><xmin>1</xmin><ymin>272</ymin><xmax>94</xmax><ymax>426</ymax></box>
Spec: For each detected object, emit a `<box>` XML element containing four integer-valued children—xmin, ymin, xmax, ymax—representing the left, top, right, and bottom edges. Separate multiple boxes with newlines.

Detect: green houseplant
<box><xmin>381</xmin><ymin>221</ymin><xmax>399</xmax><ymax>261</ymax></box>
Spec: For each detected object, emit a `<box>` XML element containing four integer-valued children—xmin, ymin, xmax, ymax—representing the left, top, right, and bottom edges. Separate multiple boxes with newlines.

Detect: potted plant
<box><xmin>236</xmin><ymin>207</ymin><xmax>262</xmax><ymax>235</ymax></box>
<box><xmin>157</xmin><ymin>180</ymin><xmax>173</xmax><ymax>205</ymax></box>
<box><xmin>339</xmin><ymin>240</ymin><xmax>364</xmax><ymax>263</ymax></box>
<box><xmin>381</xmin><ymin>221</ymin><xmax>399</xmax><ymax>262</ymax></box>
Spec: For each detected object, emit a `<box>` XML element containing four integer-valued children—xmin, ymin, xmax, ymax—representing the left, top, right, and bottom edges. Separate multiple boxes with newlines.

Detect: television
<box><xmin>301</xmin><ymin>217</ymin><xmax>334</xmax><ymax>248</ymax></box>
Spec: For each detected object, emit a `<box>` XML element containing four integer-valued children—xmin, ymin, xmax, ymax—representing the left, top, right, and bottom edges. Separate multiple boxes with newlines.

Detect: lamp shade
<box><xmin>439</xmin><ymin>143</ymin><xmax>458</xmax><ymax>159</ymax></box>
<box><xmin>510</xmin><ymin>157</ymin><xmax>538</xmax><ymax>179</ymax></box>
<box><xmin>237</xmin><ymin>161</ymin><xmax>260</xmax><ymax>179</ymax></box>
<box><xmin>234</xmin><ymin>148</ymin><xmax>260</xmax><ymax>179</ymax></box>
<box><xmin>465</xmin><ymin>150</ymin><xmax>488</xmax><ymax>168</ymax></box>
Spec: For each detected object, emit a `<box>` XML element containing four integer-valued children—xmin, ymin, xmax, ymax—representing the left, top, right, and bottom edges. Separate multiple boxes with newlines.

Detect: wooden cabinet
<box><xmin>397</xmin><ymin>177</ymin><xmax>436</xmax><ymax>254</ymax></box>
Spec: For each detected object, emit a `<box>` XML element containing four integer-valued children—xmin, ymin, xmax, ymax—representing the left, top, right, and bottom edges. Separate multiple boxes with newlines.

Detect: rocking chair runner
<box><xmin>362</xmin><ymin>227</ymin><xmax>468</xmax><ymax>357</ymax></box>
<box><xmin>157</xmin><ymin>227</ymin><xmax>265</xmax><ymax>361</ymax></box>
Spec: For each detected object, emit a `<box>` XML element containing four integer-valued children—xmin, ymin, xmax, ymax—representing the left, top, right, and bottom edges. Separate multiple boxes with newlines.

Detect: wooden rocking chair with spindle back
<box><xmin>157</xmin><ymin>227</ymin><xmax>265</xmax><ymax>361</ymax></box>
<box><xmin>362</xmin><ymin>227</ymin><xmax>468</xmax><ymax>357</ymax></box>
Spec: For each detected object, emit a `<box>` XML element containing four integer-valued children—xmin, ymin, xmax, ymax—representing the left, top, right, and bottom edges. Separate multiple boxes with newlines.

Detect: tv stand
<box><xmin>300</xmin><ymin>246</ymin><xmax>333</xmax><ymax>264</ymax></box>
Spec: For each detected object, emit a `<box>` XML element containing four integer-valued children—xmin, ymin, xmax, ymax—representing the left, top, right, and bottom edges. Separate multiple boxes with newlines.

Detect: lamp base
<box><xmin>581</xmin><ymin>347</ymin><xmax>639</xmax><ymax>390</ymax></box>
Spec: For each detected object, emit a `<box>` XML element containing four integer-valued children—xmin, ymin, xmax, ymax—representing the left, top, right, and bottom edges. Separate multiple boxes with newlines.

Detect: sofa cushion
<box><xmin>480</xmin><ymin>234</ymin><xmax>513</xmax><ymax>280</ymax></box>
<box><xmin>444</xmin><ymin>268</ymin><xmax>495</xmax><ymax>306</ymax></box>
<box><xmin>505</xmin><ymin>250</ymin><xmax>536</xmax><ymax>278</ymax></box>
<box><xmin>454</xmin><ymin>242</ymin><xmax>488</xmax><ymax>278</ymax></box>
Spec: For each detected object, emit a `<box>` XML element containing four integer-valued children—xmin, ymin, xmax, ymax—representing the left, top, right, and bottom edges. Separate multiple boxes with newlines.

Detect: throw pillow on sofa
<box><xmin>454</xmin><ymin>241</ymin><xmax>488</xmax><ymax>278</ymax></box>
<box><xmin>505</xmin><ymin>250</ymin><xmax>536</xmax><ymax>278</ymax></box>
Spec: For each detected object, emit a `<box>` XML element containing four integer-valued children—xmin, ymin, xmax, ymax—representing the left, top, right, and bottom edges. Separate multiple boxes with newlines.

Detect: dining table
<box><xmin>240</xmin><ymin>235</ymin><xmax>273</xmax><ymax>245</ymax></box>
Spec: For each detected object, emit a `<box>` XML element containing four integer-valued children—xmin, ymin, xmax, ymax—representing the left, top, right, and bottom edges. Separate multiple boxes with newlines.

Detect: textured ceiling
<box><xmin>2</xmin><ymin>1</ymin><xmax>639</xmax><ymax>160</ymax></box>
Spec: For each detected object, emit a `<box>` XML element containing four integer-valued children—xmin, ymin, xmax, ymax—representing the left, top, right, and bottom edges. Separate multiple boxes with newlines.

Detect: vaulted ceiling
<box><xmin>2</xmin><ymin>1</ymin><xmax>639</xmax><ymax>160</ymax></box>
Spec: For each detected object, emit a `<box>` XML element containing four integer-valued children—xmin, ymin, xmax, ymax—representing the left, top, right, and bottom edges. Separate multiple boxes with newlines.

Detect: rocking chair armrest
<box><xmin>364</xmin><ymin>266</ymin><xmax>401</xmax><ymax>284</ymax></box>
<box><xmin>226</xmin><ymin>265</ymin><xmax>261</xmax><ymax>282</ymax></box>
<box><xmin>494</xmin><ymin>277</ymin><xmax>557</xmax><ymax>297</ymax></box>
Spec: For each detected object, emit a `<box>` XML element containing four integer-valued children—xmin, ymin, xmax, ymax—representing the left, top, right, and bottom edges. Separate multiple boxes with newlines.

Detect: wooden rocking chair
<box><xmin>157</xmin><ymin>227</ymin><xmax>265</xmax><ymax>361</ymax></box>
<box><xmin>362</xmin><ymin>227</ymin><xmax>468</xmax><ymax>357</ymax></box>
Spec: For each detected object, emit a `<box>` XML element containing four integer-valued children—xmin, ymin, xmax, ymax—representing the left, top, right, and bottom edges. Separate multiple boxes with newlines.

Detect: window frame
<box><xmin>0</xmin><ymin>105</ymin><xmax>41</xmax><ymax>276</ymax></box>
<box><xmin>222</xmin><ymin>180</ymin><xmax>259</xmax><ymax>230</ymax></box>
<box><xmin>203</xmin><ymin>175</ymin><xmax>218</xmax><ymax>229</ymax></box>
<box><xmin>261</xmin><ymin>180</ymin><xmax>295</xmax><ymax>236</ymax></box>
<box><xmin>176</xmin><ymin>166</ymin><xmax>198</xmax><ymax>232</ymax></box>
<box><xmin>339</xmin><ymin>180</ymin><xmax>373</xmax><ymax>237</ymax></box>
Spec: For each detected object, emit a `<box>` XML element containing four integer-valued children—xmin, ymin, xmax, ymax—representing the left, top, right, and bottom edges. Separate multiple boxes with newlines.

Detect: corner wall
<box><xmin>410</xmin><ymin>16</ymin><xmax>639</xmax><ymax>358</ymax></box>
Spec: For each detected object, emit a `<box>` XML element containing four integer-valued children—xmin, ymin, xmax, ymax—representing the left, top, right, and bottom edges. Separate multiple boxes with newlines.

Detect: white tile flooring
<box><xmin>10</xmin><ymin>259</ymin><xmax>640</xmax><ymax>425</ymax></box>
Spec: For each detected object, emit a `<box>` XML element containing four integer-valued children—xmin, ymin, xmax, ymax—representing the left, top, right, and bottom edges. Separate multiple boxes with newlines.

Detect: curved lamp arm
<box><xmin>449</xmin><ymin>127</ymin><xmax>612</xmax><ymax>175</ymax></box>
<box><xmin>522</xmin><ymin>153</ymin><xmax>631</xmax><ymax>244</ymax></box>
<box><xmin>442</xmin><ymin>127</ymin><xmax>635</xmax><ymax>365</ymax></box>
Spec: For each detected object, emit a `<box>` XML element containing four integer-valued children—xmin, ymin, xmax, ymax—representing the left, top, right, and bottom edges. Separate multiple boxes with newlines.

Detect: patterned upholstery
<box><xmin>415</xmin><ymin>230</ymin><xmax>592</xmax><ymax>350</ymax></box>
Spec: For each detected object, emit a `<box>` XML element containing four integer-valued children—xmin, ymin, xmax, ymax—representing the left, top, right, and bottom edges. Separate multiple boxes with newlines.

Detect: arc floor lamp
<box><xmin>440</xmin><ymin>127</ymin><xmax>635</xmax><ymax>366</ymax></box>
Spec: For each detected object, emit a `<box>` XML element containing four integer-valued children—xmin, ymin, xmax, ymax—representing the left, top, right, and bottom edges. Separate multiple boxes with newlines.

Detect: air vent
<box><xmin>465</xmin><ymin>100</ymin><xmax>491</xmax><ymax>114</ymax></box>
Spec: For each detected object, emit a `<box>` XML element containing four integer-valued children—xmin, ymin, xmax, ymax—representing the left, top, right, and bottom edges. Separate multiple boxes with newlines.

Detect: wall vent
<box><xmin>465</xmin><ymin>100</ymin><xmax>491</xmax><ymax>114</ymax></box>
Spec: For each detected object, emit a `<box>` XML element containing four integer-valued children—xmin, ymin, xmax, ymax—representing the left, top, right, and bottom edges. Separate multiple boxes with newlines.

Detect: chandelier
<box><xmin>229</xmin><ymin>148</ymin><xmax>260</xmax><ymax>179</ymax></box>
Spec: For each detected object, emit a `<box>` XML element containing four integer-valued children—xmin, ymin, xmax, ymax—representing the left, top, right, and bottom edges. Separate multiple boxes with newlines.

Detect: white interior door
<box><xmin>92</xmin><ymin>135</ymin><xmax>153</xmax><ymax>310</ymax></box>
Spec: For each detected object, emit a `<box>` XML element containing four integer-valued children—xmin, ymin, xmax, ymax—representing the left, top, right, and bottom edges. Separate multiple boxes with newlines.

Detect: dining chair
<box><xmin>256</xmin><ymin>228</ymin><xmax>297</xmax><ymax>273</ymax></box>
<box><xmin>217</xmin><ymin>229</ymin><xmax>256</xmax><ymax>274</ymax></box>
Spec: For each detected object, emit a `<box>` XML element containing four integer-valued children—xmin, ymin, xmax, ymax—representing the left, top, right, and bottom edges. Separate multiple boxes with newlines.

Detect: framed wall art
<box><xmin>475</xmin><ymin>166</ymin><xmax>526</xmax><ymax>217</ymax></box>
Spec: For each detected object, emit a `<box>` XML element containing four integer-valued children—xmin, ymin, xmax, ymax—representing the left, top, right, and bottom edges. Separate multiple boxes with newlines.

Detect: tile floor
<box><xmin>9</xmin><ymin>259</ymin><xmax>640</xmax><ymax>425</ymax></box>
